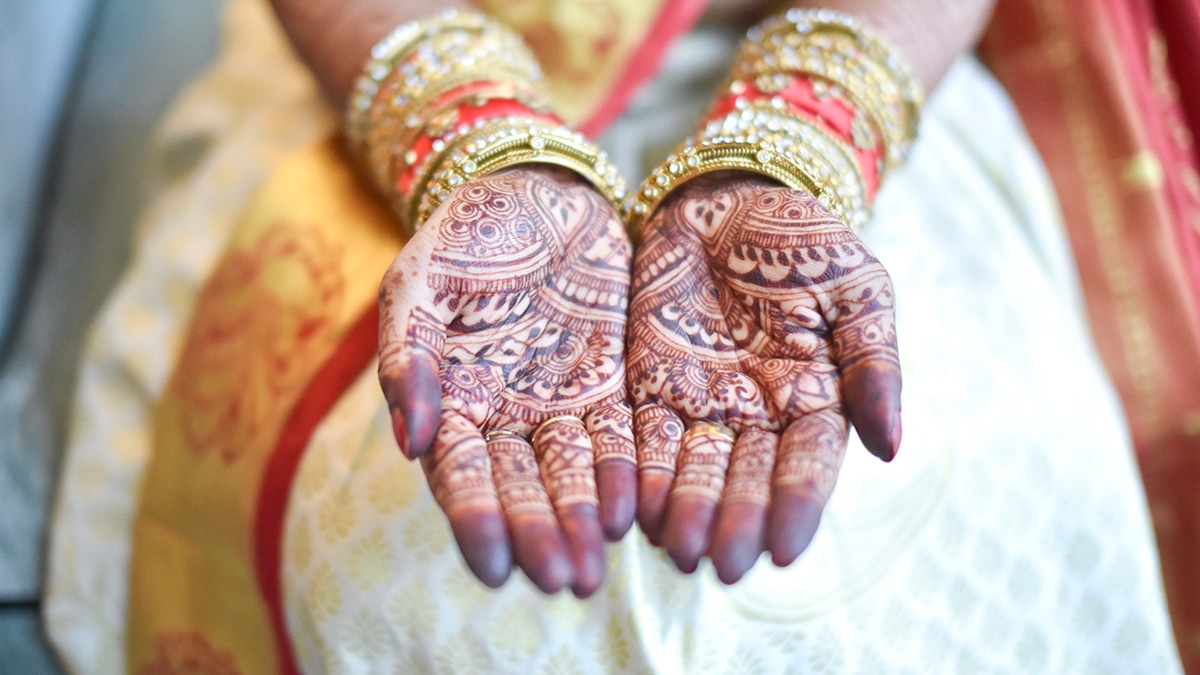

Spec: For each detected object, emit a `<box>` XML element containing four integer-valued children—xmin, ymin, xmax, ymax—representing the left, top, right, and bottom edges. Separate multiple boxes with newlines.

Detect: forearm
<box><xmin>269</xmin><ymin>0</ymin><xmax>470</xmax><ymax>106</ymax></box>
<box><xmin>789</xmin><ymin>0</ymin><xmax>996</xmax><ymax>91</ymax></box>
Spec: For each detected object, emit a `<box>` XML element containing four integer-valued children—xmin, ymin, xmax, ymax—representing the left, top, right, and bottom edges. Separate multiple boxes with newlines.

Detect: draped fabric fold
<box><xmin>979</xmin><ymin>0</ymin><xmax>1200</xmax><ymax>669</ymax></box>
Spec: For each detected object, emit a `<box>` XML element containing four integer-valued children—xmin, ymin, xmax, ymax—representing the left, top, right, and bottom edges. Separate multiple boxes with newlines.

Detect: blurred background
<box><xmin>0</xmin><ymin>1</ymin><xmax>219</xmax><ymax>669</ymax></box>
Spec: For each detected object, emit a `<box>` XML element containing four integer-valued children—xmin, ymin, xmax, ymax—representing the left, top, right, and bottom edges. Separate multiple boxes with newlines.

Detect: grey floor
<box><xmin>0</xmin><ymin>0</ymin><xmax>220</xmax><ymax>670</ymax></box>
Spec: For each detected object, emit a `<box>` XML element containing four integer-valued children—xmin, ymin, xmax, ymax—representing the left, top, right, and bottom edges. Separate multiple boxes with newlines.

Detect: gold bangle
<box><xmin>355</xmin><ymin>18</ymin><xmax>543</xmax><ymax>182</ymax></box>
<box><xmin>734</xmin><ymin>8</ymin><xmax>923</xmax><ymax>174</ymax></box>
<box><xmin>345</xmin><ymin>10</ymin><xmax>626</xmax><ymax>238</ymax></box>
<box><xmin>414</xmin><ymin>117</ymin><xmax>627</xmax><ymax>228</ymax></box>
<box><xmin>343</xmin><ymin>10</ymin><xmax>506</xmax><ymax>149</ymax></box>
<box><xmin>366</xmin><ymin>73</ymin><xmax>549</xmax><ymax>209</ymax></box>
<box><xmin>345</xmin><ymin>9</ymin><xmax>496</xmax><ymax>153</ymax></box>
<box><xmin>627</xmin><ymin>100</ymin><xmax>870</xmax><ymax>237</ymax></box>
<box><xmin>628</xmin><ymin>140</ymin><xmax>819</xmax><ymax>239</ymax></box>
<box><xmin>698</xmin><ymin>100</ymin><xmax>869</xmax><ymax>226</ymax></box>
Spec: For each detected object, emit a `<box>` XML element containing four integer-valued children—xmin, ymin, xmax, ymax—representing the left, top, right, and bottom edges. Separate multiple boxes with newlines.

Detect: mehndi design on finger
<box><xmin>532</xmin><ymin>417</ymin><xmax>599</xmax><ymax>509</ymax></box>
<box><xmin>723</xmin><ymin>429</ymin><xmax>777</xmax><ymax>507</ymax></box>
<box><xmin>632</xmin><ymin>404</ymin><xmax>685</xmax><ymax>472</ymax></box>
<box><xmin>424</xmin><ymin>413</ymin><xmax>498</xmax><ymax>515</ymax></box>
<box><xmin>775</xmin><ymin>409</ymin><xmax>849</xmax><ymax>506</ymax></box>
<box><xmin>489</xmin><ymin>434</ymin><xmax>556</xmax><ymax>516</ymax></box>
<box><xmin>584</xmin><ymin>402</ymin><xmax>636</xmax><ymax>466</ymax></box>
<box><xmin>672</xmin><ymin>424</ymin><xmax>736</xmax><ymax>502</ymax></box>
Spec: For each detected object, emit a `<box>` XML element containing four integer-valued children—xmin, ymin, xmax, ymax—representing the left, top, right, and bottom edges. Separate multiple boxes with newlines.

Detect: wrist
<box><xmin>627</xmin><ymin>8</ymin><xmax>922</xmax><ymax>239</ymax></box>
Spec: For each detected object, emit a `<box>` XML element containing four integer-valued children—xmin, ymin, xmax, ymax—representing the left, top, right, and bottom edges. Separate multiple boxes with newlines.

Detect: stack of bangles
<box><xmin>344</xmin><ymin>9</ymin><xmax>627</xmax><ymax>236</ymax></box>
<box><xmin>627</xmin><ymin>7</ymin><xmax>924</xmax><ymax>237</ymax></box>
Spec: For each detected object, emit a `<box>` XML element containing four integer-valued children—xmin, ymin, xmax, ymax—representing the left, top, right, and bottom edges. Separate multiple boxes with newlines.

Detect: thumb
<box><xmin>378</xmin><ymin>252</ymin><xmax>448</xmax><ymax>459</ymax></box>
<box><xmin>828</xmin><ymin>255</ymin><xmax>902</xmax><ymax>462</ymax></box>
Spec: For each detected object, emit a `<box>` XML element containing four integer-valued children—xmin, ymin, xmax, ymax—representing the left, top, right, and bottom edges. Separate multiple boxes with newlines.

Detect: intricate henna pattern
<box><xmin>533</xmin><ymin>419</ymin><xmax>599</xmax><ymax>509</ymax></box>
<box><xmin>378</xmin><ymin>166</ymin><xmax>631</xmax><ymax>594</ymax></box>
<box><xmin>671</xmin><ymin>432</ymin><xmax>734</xmax><ymax>501</ymax></box>
<box><xmin>629</xmin><ymin>173</ymin><xmax>902</xmax><ymax>581</ymax></box>
<box><xmin>423</xmin><ymin>410</ymin><xmax>498</xmax><ymax>516</ymax></box>
<box><xmin>489</xmin><ymin>435</ymin><xmax>554</xmax><ymax>516</ymax></box>
<box><xmin>722</xmin><ymin>429</ymin><xmax>777</xmax><ymax>508</ymax></box>
<box><xmin>583</xmin><ymin>402</ymin><xmax>635</xmax><ymax>466</ymax></box>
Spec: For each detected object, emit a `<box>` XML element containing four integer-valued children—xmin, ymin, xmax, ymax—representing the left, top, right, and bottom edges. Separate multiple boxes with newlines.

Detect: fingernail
<box><xmin>885</xmin><ymin>415</ymin><xmax>902</xmax><ymax>462</ymax></box>
<box><xmin>391</xmin><ymin>407</ymin><xmax>411</xmax><ymax>458</ymax></box>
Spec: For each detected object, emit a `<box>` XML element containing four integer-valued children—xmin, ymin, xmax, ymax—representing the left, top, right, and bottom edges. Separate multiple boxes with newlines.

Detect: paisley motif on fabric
<box><xmin>170</xmin><ymin>224</ymin><xmax>345</xmax><ymax>463</ymax></box>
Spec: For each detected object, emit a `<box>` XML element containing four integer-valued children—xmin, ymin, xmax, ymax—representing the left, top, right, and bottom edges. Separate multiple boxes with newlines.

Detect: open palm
<box><xmin>377</xmin><ymin>166</ymin><xmax>634</xmax><ymax>597</ymax></box>
<box><xmin>628</xmin><ymin>172</ymin><xmax>902</xmax><ymax>583</ymax></box>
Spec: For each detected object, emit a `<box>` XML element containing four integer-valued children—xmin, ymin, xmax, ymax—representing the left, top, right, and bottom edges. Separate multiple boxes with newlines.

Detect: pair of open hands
<box><xmin>376</xmin><ymin>164</ymin><xmax>902</xmax><ymax>597</ymax></box>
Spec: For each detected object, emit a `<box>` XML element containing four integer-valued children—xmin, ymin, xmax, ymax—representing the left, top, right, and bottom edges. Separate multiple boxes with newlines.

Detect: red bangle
<box><xmin>396</xmin><ymin>97</ymin><xmax>561</xmax><ymax>196</ymax></box>
<box><xmin>708</xmin><ymin>75</ymin><xmax>882</xmax><ymax>200</ymax></box>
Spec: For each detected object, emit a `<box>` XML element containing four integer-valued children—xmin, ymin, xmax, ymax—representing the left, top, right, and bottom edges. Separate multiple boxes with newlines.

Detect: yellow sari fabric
<box><xmin>128</xmin><ymin>141</ymin><xmax>402</xmax><ymax>673</ymax></box>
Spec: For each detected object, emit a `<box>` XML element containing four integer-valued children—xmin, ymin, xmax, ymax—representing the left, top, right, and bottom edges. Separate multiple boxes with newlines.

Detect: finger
<box><xmin>487</xmin><ymin>431</ymin><xmax>573</xmax><ymax>594</ymax></box>
<box><xmin>661</xmin><ymin>422</ymin><xmax>734</xmax><ymax>574</ymax></box>
<box><xmin>829</xmin><ymin>261</ymin><xmax>902</xmax><ymax>461</ymax></box>
<box><xmin>766</xmin><ymin>409</ymin><xmax>848</xmax><ymax>567</ymax></box>
<box><xmin>532</xmin><ymin>416</ymin><xmax>605</xmax><ymax>598</ymax></box>
<box><xmin>378</xmin><ymin>261</ymin><xmax>447</xmax><ymax>459</ymax></box>
<box><xmin>585</xmin><ymin>402</ymin><xmax>637</xmax><ymax>542</ymax></box>
<box><xmin>709</xmin><ymin>428</ymin><xmax>777</xmax><ymax>584</ymax></box>
<box><xmin>422</xmin><ymin>409</ymin><xmax>511</xmax><ymax>587</ymax></box>
<box><xmin>632</xmin><ymin>403</ymin><xmax>684</xmax><ymax>546</ymax></box>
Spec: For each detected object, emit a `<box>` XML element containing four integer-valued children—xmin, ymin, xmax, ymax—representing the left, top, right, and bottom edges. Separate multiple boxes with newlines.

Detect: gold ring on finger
<box><xmin>681</xmin><ymin>421</ymin><xmax>736</xmax><ymax>446</ymax></box>
<box><xmin>531</xmin><ymin>414</ymin><xmax>587</xmax><ymax>446</ymax></box>
<box><xmin>485</xmin><ymin>428</ymin><xmax>525</xmax><ymax>443</ymax></box>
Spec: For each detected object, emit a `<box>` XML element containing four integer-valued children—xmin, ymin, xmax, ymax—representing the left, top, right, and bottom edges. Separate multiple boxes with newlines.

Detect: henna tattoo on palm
<box><xmin>628</xmin><ymin>172</ymin><xmax>902</xmax><ymax>583</ymax></box>
<box><xmin>378</xmin><ymin>167</ymin><xmax>633</xmax><ymax>596</ymax></box>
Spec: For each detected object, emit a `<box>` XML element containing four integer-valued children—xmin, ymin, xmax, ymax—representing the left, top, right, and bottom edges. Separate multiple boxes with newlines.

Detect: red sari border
<box><xmin>252</xmin><ymin>304</ymin><xmax>381</xmax><ymax>675</ymax></box>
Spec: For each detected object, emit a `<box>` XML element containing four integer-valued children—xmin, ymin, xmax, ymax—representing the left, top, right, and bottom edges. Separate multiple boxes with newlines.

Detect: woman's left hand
<box><xmin>628</xmin><ymin>172</ymin><xmax>903</xmax><ymax>583</ymax></box>
<box><xmin>377</xmin><ymin>166</ymin><xmax>634</xmax><ymax>597</ymax></box>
